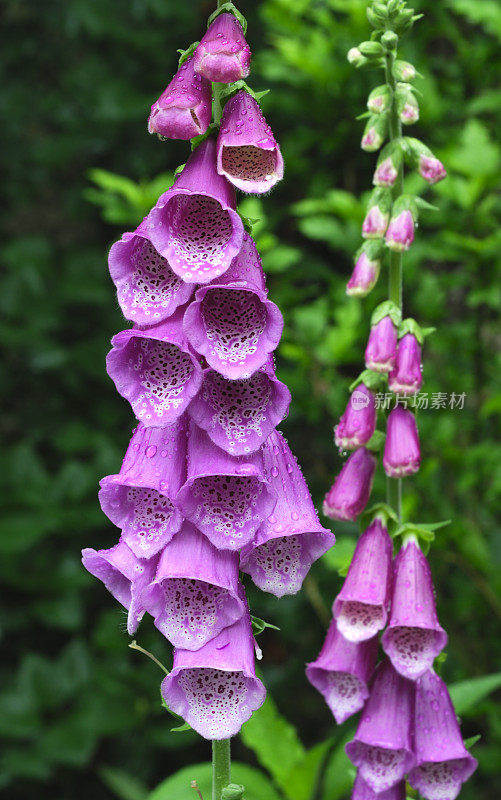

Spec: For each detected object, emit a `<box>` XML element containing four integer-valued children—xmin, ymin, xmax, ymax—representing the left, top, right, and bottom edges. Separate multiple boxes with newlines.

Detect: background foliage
<box><xmin>1</xmin><ymin>0</ymin><xmax>501</xmax><ymax>798</ymax></box>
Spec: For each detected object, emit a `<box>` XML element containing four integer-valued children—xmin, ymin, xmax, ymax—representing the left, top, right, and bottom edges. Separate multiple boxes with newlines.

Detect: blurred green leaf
<box><xmin>449</xmin><ymin>673</ymin><xmax>501</xmax><ymax>715</ymax></box>
<box><xmin>148</xmin><ymin>762</ymin><xmax>283</xmax><ymax>800</ymax></box>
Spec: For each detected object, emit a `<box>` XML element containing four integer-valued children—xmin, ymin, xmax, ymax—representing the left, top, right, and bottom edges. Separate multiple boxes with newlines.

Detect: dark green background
<box><xmin>1</xmin><ymin>0</ymin><xmax>501</xmax><ymax>798</ymax></box>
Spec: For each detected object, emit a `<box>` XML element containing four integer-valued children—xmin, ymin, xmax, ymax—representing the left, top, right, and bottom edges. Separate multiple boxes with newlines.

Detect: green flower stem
<box><xmin>212</xmin><ymin>82</ymin><xmax>225</xmax><ymax>126</ymax></box>
<box><xmin>384</xmin><ymin>45</ymin><xmax>403</xmax><ymax>521</ymax></box>
<box><xmin>212</xmin><ymin>739</ymin><xmax>231</xmax><ymax>800</ymax></box>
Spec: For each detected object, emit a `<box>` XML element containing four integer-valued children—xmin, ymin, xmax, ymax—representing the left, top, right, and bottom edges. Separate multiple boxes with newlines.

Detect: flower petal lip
<box><xmin>351</xmin><ymin>772</ymin><xmax>406</xmax><ymax>800</ymax></box>
<box><xmin>148</xmin><ymin>55</ymin><xmax>212</xmax><ymax>140</ymax></box>
<box><xmin>240</xmin><ymin>430</ymin><xmax>334</xmax><ymax>597</ymax></box>
<box><xmin>193</xmin><ymin>13</ymin><xmax>251</xmax><ymax>84</ymax></box>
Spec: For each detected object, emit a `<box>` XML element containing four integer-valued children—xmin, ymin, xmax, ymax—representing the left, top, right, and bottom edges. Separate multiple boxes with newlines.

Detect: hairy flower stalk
<box><xmin>310</xmin><ymin>3</ymin><xmax>476</xmax><ymax>799</ymax></box>
<box><xmin>82</xmin><ymin>3</ymin><xmax>332</xmax><ymax>797</ymax></box>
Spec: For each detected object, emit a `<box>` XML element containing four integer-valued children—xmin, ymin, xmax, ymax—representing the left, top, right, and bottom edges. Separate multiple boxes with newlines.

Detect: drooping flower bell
<box><xmin>383</xmin><ymin>407</ymin><xmax>421</xmax><ymax>478</ymax></box>
<box><xmin>99</xmin><ymin>421</ymin><xmax>187</xmax><ymax>558</ymax></box>
<box><xmin>334</xmin><ymin>383</ymin><xmax>376</xmax><ymax>451</ymax></box>
<box><xmin>323</xmin><ymin>447</ymin><xmax>377</xmax><ymax>521</ymax></box>
<box><xmin>365</xmin><ymin>315</ymin><xmax>398</xmax><ymax>373</ymax></box>
<box><xmin>108</xmin><ymin>220</ymin><xmax>194</xmax><ymax>326</ymax></box>
<box><xmin>382</xmin><ymin>537</ymin><xmax>447</xmax><ymax>680</ymax></box>
<box><xmin>362</xmin><ymin>188</ymin><xmax>391</xmax><ymax>238</ymax></box>
<box><xmin>240</xmin><ymin>430</ymin><xmax>334</xmax><ymax>597</ymax></box>
<box><xmin>161</xmin><ymin>599</ymin><xmax>266</xmax><ymax>740</ymax></box>
<box><xmin>388</xmin><ymin>331</ymin><xmax>422</xmax><ymax>395</ymax></box>
<box><xmin>148</xmin><ymin>56</ymin><xmax>212</xmax><ymax>140</ymax></box>
<box><xmin>216</xmin><ymin>90</ymin><xmax>284</xmax><ymax>194</ymax></box>
<box><xmin>183</xmin><ymin>233</ymin><xmax>283</xmax><ymax>379</ymax></box>
<box><xmin>81</xmin><ymin>541</ymin><xmax>158</xmax><ymax>635</ymax></box>
<box><xmin>147</xmin><ymin>138</ymin><xmax>244</xmax><ymax>284</ymax></box>
<box><xmin>306</xmin><ymin>620</ymin><xmax>378</xmax><ymax>724</ymax></box>
<box><xmin>193</xmin><ymin>12</ymin><xmax>251</xmax><ymax>84</ymax></box>
<box><xmin>346</xmin><ymin>242</ymin><xmax>382</xmax><ymax>297</ymax></box>
<box><xmin>345</xmin><ymin>659</ymin><xmax>416</xmax><ymax>794</ymax></box>
<box><xmin>408</xmin><ymin>670</ymin><xmax>478</xmax><ymax>800</ymax></box>
<box><xmin>106</xmin><ymin>308</ymin><xmax>203</xmax><ymax>427</ymax></box>
<box><xmin>333</xmin><ymin>518</ymin><xmax>393</xmax><ymax>642</ymax></box>
<box><xmin>177</xmin><ymin>422</ymin><xmax>276</xmax><ymax>551</ymax></box>
<box><xmin>141</xmin><ymin>522</ymin><xmax>245</xmax><ymax>650</ymax></box>
<box><xmin>188</xmin><ymin>358</ymin><xmax>291</xmax><ymax>457</ymax></box>
<box><xmin>351</xmin><ymin>772</ymin><xmax>406</xmax><ymax>800</ymax></box>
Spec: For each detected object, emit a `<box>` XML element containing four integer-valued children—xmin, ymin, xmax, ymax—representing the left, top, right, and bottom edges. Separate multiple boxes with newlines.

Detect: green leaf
<box><xmin>148</xmin><ymin>762</ymin><xmax>282</xmax><ymax>800</ymax></box>
<box><xmin>251</xmin><ymin>616</ymin><xmax>280</xmax><ymax>636</ymax></box>
<box><xmin>99</xmin><ymin>767</ymin><xmax>148</xmax><ymax>800</ymax></box>
<box><xmin>280</xmin><ymin>740</ymin><xmax>332</xmax><ymax>800</ymax></box>
<box><xmin>449</xmin><ymin>673</ymin><xmax>501</xmax><ymax>715</ymax></box>
<box><xmin>464</xmin><ymin>734</ymin><xmax>482</xmax><ymax>749</ymax></box>
<box><xmin>322</xmin><ymin>537</ymin><xmax>356</xmax><ymax>576</ymax></box>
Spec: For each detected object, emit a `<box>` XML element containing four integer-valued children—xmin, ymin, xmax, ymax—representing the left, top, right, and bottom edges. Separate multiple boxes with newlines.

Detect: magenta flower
<box><xmin>240</xmin><ymin>430</ymin><xmax>334</xmax><ymax>597</ymax></box>
<box><xmin>161</xmin><ymin>601</ymin><xmax>266</xmax><ymax>740</ymax></box>
<box><xmin>419</xmin><ymin>154</ymin><xmax>447</xmax><ymax>184</ymax></box>
<box><xmin>141</xmin><ymin>522</ymin><xmax>245</xmax><ymax>650</ymax></box>
<box><xmin>345</xmin><ymin>660</ymin><xmax>416</xmax><ymax>793</ymax></box>
<box><xmin>389</xmin><ymin>332</ymin><xmax>422</xmax><ymax>395</ymax></box>
<box><xmin>306</xmin><ymin>620</ymin><xmax>378</xmax><ymax>724</ymax></box>
<box><xmin>188</xmin><ymin>359</ymin><xmax>290</xmax><ymax>457</ymax></box>
<box><xmin>346</xmin><ymin>249</ymin><xmax>381</xmax><ymax>297</ymax></box>
<box><xmin>382</xmin><ymin>538</ymin><xmax>447</xmax><ymax>680</ymax></box>
<box><xmin>177</xmin><ymin>423</ymin><xmax>276</xmax><ymax>551</ymax></box>
<box><xmin>383</xmin><ymin>407</ymin><xmax>421</xmax><ymax>478</ymax></box>
<box><xmin>385</xmin><ymin>209</ymin><xmax>414</xmax><ymax>252</ymax></box>
<box><xmin>99</xmin><ymin>422</ymin><xmax>186</xmax><ymax>558</ymax></box>
<box><xmin>148</xmin><ymin>56</ymin><xmax>212</xmax><ymax>140</ymax></box>
<box><xmin>147</xmin><ymin>138</ymin><xmax>244</xmax><ymax>284</ymax></box>
<box><xmin>106</xmin><ymin>309</ymin><xmax>203</xmax><ymax>427</ymax></box>
<box><xmin>335</xmin><ymin>383</ymin><xmax>376</xmax><ymax>450</ymax></box>
<box><xmin>194</xmin><ymin>12</ymin><xmax>251</xmax><ymax>84</ymax></box>
<box><xmin>333</xmin><ymin>519</ymin><xmax>393</xmax><ymax>641</ymax></box>
<box><xmin>108</xmin><ymin>220</ymin><xmax>193</xmax><ymax>326</ymax></box>
<box><xmin>216</xmin><ymin>90</ymin><xmax>284</xmax><ymax>193</ymax></box>
<box><xmin>323</xmin><ymin>447</ymin><xmax>377</xmax><ymax>521</ymax></box>
<box><xmin>81</xmin><ymin>541</ymin><xmax>158</xmax><ymax>635</ymax></box>
<box><xmin>365</xmin><ymin>315</ymin><xmax>398</xmax><ymax>373</ymax></box>
<box><xmin>183</xmin><ymin>233</ymin><xmax>283</xmax><ymax>379</ymax></box>
<box><xmin>352</xmin><ymin>773</ymin><xmax>406</xmax><ymax>800</ymax></box>
<box><xmin>362</xmin><ymin>205</ymin><xmax>389</xmax><ymax>238</ymax></box>
<box><xmin>408</xmin><ymin>670</ymin><xmax>478</xmax><ymax>800</ymax></box>
<box><xmin>373</xmin><ymin>156</ymin><xmax>398</xmax><ymax>187</ymax></box>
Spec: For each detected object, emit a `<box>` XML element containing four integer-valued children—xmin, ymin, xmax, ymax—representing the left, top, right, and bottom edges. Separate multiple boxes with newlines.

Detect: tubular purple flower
<box><xmin>148</xmin><ymin>56</ymin><xmax>212</xmax><ymax>140</ymax></box>
<box><xmin>141</xmin><ymin>522</ymin><xmax>245</xmax><ymax>650</ymax></box>
<box><xmin>335</xmin><ymin>383</ymin><xmax>377</xmax><ymax>450</ymax></box>
<box><xmin>99</xmin><ymin>421</ymin><xmax>187</xmax><ymax>558</ymax></box>
<box><xmin>388</xmin><ymin>332</ymin><xmax>422</xmax><ymax>395</ymax></box>
<box><xmin>346</xmin><ymin>246</ymin><xmax>381</xmax><ymax>297</ymax></box>
<box><xmin>352</xmin><ymin>773</ymin><xmax>406</xmax><ymax>800</ymax></box>
<box><xmin>323</xmin><ymin>447</ymin><xmax>377</xmax><ymax>522</ymax></box>
<box><xmin>106</xmin><ymin>308</ymin><xmax>203</xmax><ymax>427</ymax></box>
<box><xmin>365</xmin><ymin>316</ymin><xmax>398</xmax><ymax>373</ymax></box>
<box><xmin>216</xmin><ymin>90</ymin><xmax>284</xmax><ymax>194</ymax></box>
<box><xmin>419</xmin><ymin>154</ymin><xmax>447</xmax><ymax>185</ymax></box>
<box><xmin>382</xmin><ymin>538</ymin><xmax>447</xmax><ymax>680</ymax></box>
<box><xmin>108</xmin><ymin>220</ymin><xmax>193</xmax><ymax>326</ymax></box>
<box><xmin>409</xmin><ymin>670</ymin><xmax>478</xmax><ymax>800</ymax></box>
<box><xmin>177</xmin><ymin>422</ymin><xmax>276</xmax><ymax>551</ymax></box>
<box><xmin>193</xmin><ymin>13</ymin><xmax>251</xmax><ymax>84</ymax></box>
<box><xmin>147</xmin><ymin>138</ymin><xmax>244</xmax><ymax>284</ymax></box>
<box><xmin>345</xmin><ymin>660</ymin><xmax>416</xmax><ymax>793</ymax></box>
<box><xmin>81</xmin><ymin>541</ymin><xmax>158</xmax><ymax>635</ymax></box>
<box><xmin>306</xmin><ymin>620</ymin><xmax>378</xmax><ymax>724</ymax></box>
<box><xmin>183</xmin><ymin>233</ymin><xmax>283</xmax><ymax>379</ymax></box>
<box><xmin>187</xmin><ymin>358</ymin><xmax>291</xmax><ymax>456</ymax></box>
<box><xmin>161</xmin><ymin>601</ymin><xmax>266</xmax><ymax>740</ymax></box>
<box><xmin>239</xmin><ymin>430</ymin><xmax>334</xmax><ymax>597</ymax></box>
<box><xmin>333</xmin><ymin>519</ymin><xmax>393</xmax><ymax>641</ymax></box>
<box><xmin>383</xmin><ymin>407</ymin><xmax>421</xmax><ymax>478</ymax></box>
<box><xmin>385</xmin><ymin>209</ymin><xmax>415</xmax><ymax>252</ymax></box>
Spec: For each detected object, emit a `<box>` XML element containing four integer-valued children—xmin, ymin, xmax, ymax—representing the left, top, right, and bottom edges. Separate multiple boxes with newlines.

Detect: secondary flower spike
<box><xmin>194</xmin><ymin>12</ymin><xmax>251</xmax><ymax>84</ymax></box>
<box><xmin>147</xmin><ymin>138</ymin><xmax>244</xmax><ymax>284</ymax></box>
<box><xmin>365</xmin><ymin>315</ymin><xmax>398</xmax><ymax>373</ymax></box>
<box><xmin>148</xmin><ymin>56</ymin><xmax>212</xmax><ymax>140</ymax></box>
<box><xmin>335</xmin><ymin>384</ymin><xmax>376</xmax><ymax>450</ymax></box>
<box><xmin>323</xmin><ymin>447</ymin><xmax>377</xmax><ymax>521</ymax></box>
<box><xmin>99</xmin><ymin>421</ymin><xmax>187</xmax><ymax>558</ymax></box>
<box><xmin>141</xmin><ymin>522</ymin><xmax>245</xmax><ymax>650</ymax></box>
<box><xmin>345</xmin><ymin>659</ymin><xmax>416</xmax><ymax>794</ymax></box>
<box><xmin>108</xmin><ymin>220</ymin><xmax>193</xmax><ymax>326</ymax></box>
<box><xmin>183</xmin><ymin>233</ymin><xmax>283</xmax><ymax>379</ymax></box>
<box><xmin>383</xmin><ymin>407</ymin><xmax>421</xmax><ymax>478</ymax></box>
<box><xmin>382</xmin><ymin>537</ymin><xmax>447</xmax><ymax>680</ymax></box>
<box><xmin>306</xmin><ymin>620</ymin><xmax>378</xmax><ymax>724</ymax></box>
<box><xmin>389</xmin><ymin>332</ymin><xmax>422</xmax><ymax>395</ymax></box>
<box><xmin>216</xmin><ymin>90</ymin><xmax>284</xmax><ymax>194</ymax></box>
<box><xmin>188</xmin><ymin>359</ymin><xmax>291</xmax><ymax>457</ymax></box>
<box><xmin>333</xmin><ymin>518</ymin><xmax>393</xmax><ymax>641</ymax></box>
<box><xmin>352</xmin><ymin>773</ymin><xmax>406</xmax><ymax>800</ymax></box>
<box><xmin>161</xmin><ymin>600</ymin><xmax>266</xmax><ymax>739</ymax></box>
<box><xmin>106</xmin><ymin>308</ymin><xmax>203</xmax><ymax>427</ymax></box>
<box><xmin>408</xmin><ymin>670</ymin><xmax>478</xmax><ymax>800</ymax></box>
<box><xmin>240</xmin><ymin>430</ymin><xmax>334</xmax><ymax>597</ymax></box>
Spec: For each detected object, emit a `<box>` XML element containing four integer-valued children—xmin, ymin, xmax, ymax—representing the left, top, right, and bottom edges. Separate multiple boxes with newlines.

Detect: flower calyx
<box><xmin>207</xmin><ymin>3</ymin><xmax>247</xmax><ymax>35</ymax></box>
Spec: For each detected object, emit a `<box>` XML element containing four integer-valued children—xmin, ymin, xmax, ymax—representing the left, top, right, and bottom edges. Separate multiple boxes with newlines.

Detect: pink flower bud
<box><xmin>383</xmin><ymin>407</ymin><xmax>421</xmax><ymax>478</ymax></box>
<box><xmin>362</xmin><ymin>206</ymin><xmax>389</xmax><ymax>238</ymax></box>
<box><xmin>148</xmin><ymin>57</ymin><xmax>211</xmax><ymax>140</ymax></box>
<box><xmin>194</xmin><ymin>13</ymin><xmax>251</xmax><ymax>84</ymax></box>
<box><xmin>323</xmin><ymin>447</ymin><xmax>377</xmax><ymax>522</ymax></box>
<box><xmin>373</xmin><ymin>156</ymin><xmax>398</xmax><ymax>187</ymax></box>
<box><xmin>419</xmin><ymin>154</ymin><xmax>447</xmax><ymax>184</ymax></box>
<box><xmin>346</xmin><ymin>250</ymin><xmax>381</xmax><ymax>297</ymax></box>
<box><xmin>335</xmin><ymin>384</ymin><xmax>377</xmax><ymax>450</ymax></box>
<box><xmin>388</xmin><ymin>333</ymin><xmax>422</xmax><ymax>395</ymax></box>
<box><xmin>365</xmin><ymin>316</ymin><xmax>398</xmax><ymax>373</ymax></box>
<box><xmin>385</xmin><ymin>209</ymin><xmax>414</xmax><ymax>252</ymax></box>
<box><xmin>361</xmin><ymin>126</ymin><xmax>384</xmax><ymax>152</ymax></box>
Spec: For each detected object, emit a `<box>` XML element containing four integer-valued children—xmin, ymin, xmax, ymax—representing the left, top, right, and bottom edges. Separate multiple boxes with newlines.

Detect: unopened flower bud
<box><xmin>362</xmin><ymin>188</ymin><xmax>391</xmax><ymax>238</ymax></box>
<box><xmin>393</xmin><ymin>59</ymin><xmax>416</xmax><ymax>82</ymax></box>
<box><xmin>381</xmin><ymin>30</ymin><xmax>398</xmax><ymax>50</ymax></box>
<box><xmin>396</xmin><ymin>84</ymin><xmax>419</xmax><ymax>125</ymax></box>
<box><xmin>385</xmin><ymin>208</ymin><xmax>415</xmax><ymax>252</ymax></box>
<box><xmin>389</xmin><ymin>332</ymin><xmax>422</xmax><ymax>395</ymax></box>
<box><xmin>358</xmin><ymin>40</ymin><xmax>385</xmax><ymax>57</ymax></box>
<box><xmin>383</xmin><ymin>407</ymin><xmax>421</xmax><ymax>478</ymax></box>
<box><xmin>365</xmin><ymin>316</ymin><xmax>398</xmax><ymax>373</ymax></box>
<box><xmin>373</xmin><ymin>145</ymin><xmax>402</xmax><ymax>187</ymax></box>
<box><xmin>194</xmin><ymin>12</ymin><xmax>251</xmax><ymax>83</ymax></box>
<box><xmin>148</xmin><ymin>57</ymin><xmax>211</xmax><ymax>140</ymax></box>
<box><xmin>323</xmin><ymin>447</ymin><xmax>377</xmax><ymax>522</ymax></box>
<box><xmin>361</xmin><ymin>114</ymin><xmax>388</xmax><ymax>151</ymax></box>
<box><xmin>367</xmin><ymin>85</ymin><xmax>391</xmax><ymax>114</ymax></box>
<box><xmin>347</xmin><ymin>47</ymin><xmax>365</xmax><ymax>66</ymax></box>
<box><xmin>403</xmin><ymin>137</ymin><xmax>446</xmax><ymax>184</ymax></box>
<box><xmin>347</xmin><ymin>242</ymin><xmax>382</xmax><ymax>297</ymax></box>
<box><xmin>335</xmin><ymin>384</ymin><xmax>377</xmax><ymax>450</ymax></box>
